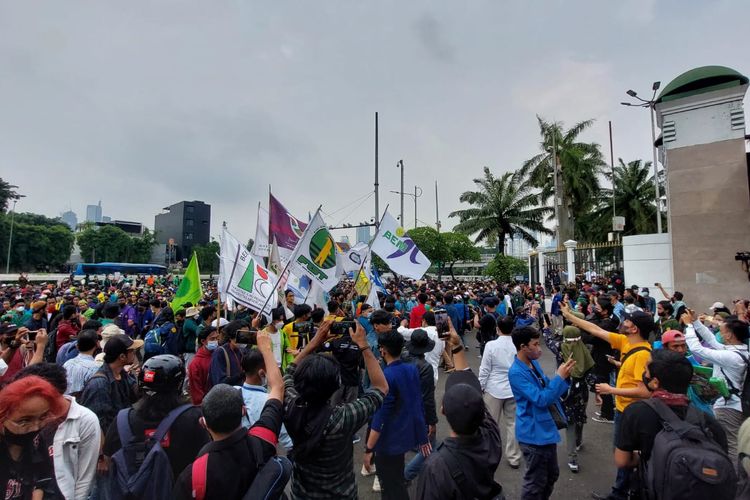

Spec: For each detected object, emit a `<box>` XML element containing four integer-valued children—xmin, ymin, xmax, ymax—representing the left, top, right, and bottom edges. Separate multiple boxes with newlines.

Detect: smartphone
<box><xmin>433</xmin><ymin>308</ymin><xmax>450</xmax><ymax>337</ymax></box>
<box><xmin>27</xmin><ymin>330</ymin><xmax>38</xmax><ymax>342</ymax></box>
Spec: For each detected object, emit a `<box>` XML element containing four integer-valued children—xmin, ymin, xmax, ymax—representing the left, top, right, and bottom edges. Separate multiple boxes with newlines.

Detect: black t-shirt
<box><xmin>320</xmin><ymin>336</ymin><xmax>362</xmax><ymax>387</ymax></box>
<box><xmin>103</xmin><ymin>405</ymin><xmax>210</xmax><ymax>479</ymax></box>
<box><xmin>617</xmin><ymin>401</ymin><xmax>728</xmax><ymax>463</ymax></box>
<box><xmin>173</xmin><ymin>399</ymin><xmax>283</xmax><ymax>500</ymax></box>
<box><xmin>0</xmin><ymin>433</ymin><xmax>55</xmax><ymax>500</ymax></box>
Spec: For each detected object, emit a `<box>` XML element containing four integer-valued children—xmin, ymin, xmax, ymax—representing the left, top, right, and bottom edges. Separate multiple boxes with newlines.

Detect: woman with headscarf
<box><xmin>541</xmin><ymin>314</ymin><xmax>594</xmax><ymax>474</ymax></box>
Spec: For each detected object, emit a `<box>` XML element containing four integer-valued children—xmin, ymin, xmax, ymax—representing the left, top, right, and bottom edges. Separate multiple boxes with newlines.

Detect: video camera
<box><xmin>331</xmin><ymin>321</ymin><xmax>357</xmax><ymax>336</ymax></box>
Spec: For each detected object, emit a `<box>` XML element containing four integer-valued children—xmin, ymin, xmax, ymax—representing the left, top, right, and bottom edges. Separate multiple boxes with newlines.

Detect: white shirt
<box><xmin>478</xmin><ymin>336</ymin><xmax>516</xmax><ymax>399</ymax></box>
<box><xmin>685</xmin><ymin>320</ymin><xmax>748</xmax><ymax>412</ymax></box>
<box><xmin>268</xmin><ymin>330</ymin><xmax>282</xmax><ymax>366</ymax></box>
<box><xmin>397</xmin><ymin>325</ymin><xmax>444</xmax><ymax>383</ymax></box>
<box><xmin>53</xmin><ymin>397</ymin><xmax>101</xmax><ymax>500</ymax></box>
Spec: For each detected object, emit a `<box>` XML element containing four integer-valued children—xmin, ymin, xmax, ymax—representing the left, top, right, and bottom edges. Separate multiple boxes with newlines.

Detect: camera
<box><xmin>433</xmin><ymin>308</ymin><xmax>450</xmax><ymax>337</ymax></box>
<box><xmin>235</xmin><ymin>329</ymin><xmax>257</xmax><ymax>345</ymax></box>
<box><xmin>331</xmin><ymin>321</ymin><xmax>357</xmax><ymax>336</ymax></box>
<box><xmin>292</xmin><ymin>322</ymin><xmax>314</xmax><ymax>334</ymax></box>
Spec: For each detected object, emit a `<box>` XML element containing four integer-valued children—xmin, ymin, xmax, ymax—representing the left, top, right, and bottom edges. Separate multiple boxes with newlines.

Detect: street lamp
<box><xmin>5</xmin><ymin>194</ymin><xmax>26</xmax><ymax>274</ymax></box>
<box><xmin>390</xmin><ymin>185</ymin><xmax>423</xmax><ymax>228</ymax></box>
<box><xmin>621</xmin><ymin>81</ymin><xmax>663</xmax><ymax>233</ymax></box>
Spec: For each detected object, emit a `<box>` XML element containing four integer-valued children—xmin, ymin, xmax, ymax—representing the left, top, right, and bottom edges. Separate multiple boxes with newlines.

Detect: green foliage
<box><xmin>194</xmin><ymin>241</ymin><xmax>220</xmax><ymax>273</ymax></box>
<box><xmin>485</xmin><ymin>254</ymin><xmax>528</xmax><ymax>283</ymax></box>
<box><xmin>371</xmin><ymin>253</ymin><xmax>390</xmax><ymax>273</ymax></box>
<box><xmin>449</xmin><ymin>167</ymin><xmax>553</xmax><ymax>254</ymax></box>
<box><xmin>407</xmin><ymin>227</ymin><xmax>451</xmax><ymax>276</ymax></box>
<box><xmin>0</xmin><ymin>178</ymin><xmax>20</xmax><ymax>214</ymax></box>
<box><xmin>441</xmin><ymin>232</ymin><xmax>481</xmax><ymax>279</ymax></box>
<box><xmin>0</xmin><ymin>213</ymin><xmax>75</xmax><ymax>271</ymax></box>
<box><xmin>77</xmin><ymin>225</ymin><xmax>156</xmax><ymax>263</ymax></box>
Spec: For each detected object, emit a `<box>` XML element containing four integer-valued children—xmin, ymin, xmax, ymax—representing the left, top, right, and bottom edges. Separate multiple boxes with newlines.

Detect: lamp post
<box><xmin>390</xmin><ymin>185</ymin><xmax>423</xmax><ymax>228</ymax></box>
<box><xmin>5</xmin><ymin>194</ymin><xmax>26</xmax><ymax>274</ymax></box>
<box><xmin>621</xmin><ymin>80</ymin><xmax>663</xmax><ymax>233</ymax></box>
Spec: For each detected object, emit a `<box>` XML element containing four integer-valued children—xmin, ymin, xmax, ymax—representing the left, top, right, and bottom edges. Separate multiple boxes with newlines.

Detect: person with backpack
<box><xmin>174</xmin><ymin>330</ymin><xmax>287</xmax><ymax>500</ymax></box>
<box><xmin>615</xmin><ymin>349</ymin><xmax>734</xmax><ymax>500</ymax></box>
<box><xmin>103</xmin><ymin>354</ymin><xmax>209</xmax><ymax>499</ymax></box>
<box><xmin>562</xmin><ymin>303</ymin><xmax>653</xmax><ymax>500</ymax></box>
<box><xmin>416</xmin><ymin>321</ymin><xmax>503</xmax><ymax>500</ymax></box>
<box><xmin>209</xmin><ymin>320</ymin><xmax>248</xmax><ymax>387</ymax></box>
<box><xmin>683</xmin><ymin>310</ymin><xmax>750</xmax><ymax>468</ymax></box>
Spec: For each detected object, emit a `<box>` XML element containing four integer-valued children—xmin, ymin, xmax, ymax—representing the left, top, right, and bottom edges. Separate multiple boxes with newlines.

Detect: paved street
<box><xmin>354</xmin><ymin>338</ymin><xmax>617</xmax><ymax>499</ymax></box>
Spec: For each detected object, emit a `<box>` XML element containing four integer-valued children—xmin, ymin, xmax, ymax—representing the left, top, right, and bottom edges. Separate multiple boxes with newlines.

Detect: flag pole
<box><xmin>349</xmin><ymin>205</ymin><xmax>389</xmax><ymax>302</ymax></box>
<box><xmin>216</xmin><ymin>222</ymin><xmax>226</xmax><ymax>337</ymax></box>
<box><xmin>258</xmin><ymin>205</ymin><xmax>322</xmax><ymax>316</ymax></box>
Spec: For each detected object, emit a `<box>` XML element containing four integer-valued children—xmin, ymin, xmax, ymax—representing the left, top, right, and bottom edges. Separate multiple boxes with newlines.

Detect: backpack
<box><xmin>720</xmin><ymin>350</ymin><xmax>750</xmax><ymax>417</ymax></box>
<box><xmin>191</xmin><ymin>433</ymin><xmax>292</xmax><ymax>500</ymax></box>
<box><xmin>108</xmin><ymin>403</ymin><xmax>193</xmax><ymax>500</ymax></box>
<box><xmin>163</xmin><ymin>325</ymin><xmax>184</xmax><ymax>356</ymax></box>
<box><xmin>438</xmin><ymin>444</ymin><xmax>504</xmax><ymax>500</ymax></box>
<box><xmin>641</xmin><ymin>399</ymin><xmax>736</xmax><ymax>500</ymax></box>
<box><xmin>143</xmin><ymin>322</ymin><xmax>176</xmax><ymax>359</ymax></box>
<box><xmin>43</xmin><ymin>328</ymin><xmax>59</xmax><ymax>363</ymax></box>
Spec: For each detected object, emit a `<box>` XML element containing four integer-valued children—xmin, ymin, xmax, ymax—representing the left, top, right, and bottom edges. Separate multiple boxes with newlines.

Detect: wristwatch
<box><xmin>364</xmin><ymin>446</ymin><xmax>374</xmax><ymax>454</ymax></box>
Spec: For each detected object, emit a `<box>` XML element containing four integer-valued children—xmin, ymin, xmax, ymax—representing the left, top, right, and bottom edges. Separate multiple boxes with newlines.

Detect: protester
<box><xmin>409</xmin><ymin>293</ymin><xmax>429</xmax><ymax>328</ymax></box>
<box><xmin>398</xmin><ymin>311</ymin><xmax>445</xmax><ymax>381</ymax></box>
<box><xmin>188</xmin><ymin>326</ymin><xmax>218</xmax><ymax>405</ymax></box>
<box><xmin>55</xmin><ymin>305</ymin><xmax>81</xmax><ymax>351</ymax></box>
<box><xmin>479</xmin><ymin>315</ymin><xmax>522</xmax><ymax>469</ymax></box>
<box><xmin>262</xmin><ymin>307</ymin><xmax>293</xmax><ymax>370</ymax></box>
<box><xmin>0</xmin><ymin>375</ymin><xmax>66</xmax><ymax>499</ymax></box>
<box><xmin>12</xmin><ymin>363</ymin><xmax>101</xmax><ymax>500</ymax></box>
<box><xmin>284</xmin><ymin>320</ymin><xmax>388</xmax><ymax>499</ymax></box>
<box><xmin>509</xmin><ymin>325</ymin><xmax>576</xmax><ymax>499</ymax></box>
<box><xmin>62</xmin><ymin>329</ymin><xmax>100</xmax><ymax>397</ymax></box>
<box><xmin>208</xmin><ymin>320</ymin><xmax>247</xmax><ymax>386</ymax></box>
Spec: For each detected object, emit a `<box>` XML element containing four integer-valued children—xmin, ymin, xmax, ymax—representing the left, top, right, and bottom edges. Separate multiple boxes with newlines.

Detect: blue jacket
<box><xmin>371</xmin><ymin>360</ymin><xmax>427</xmax><ymax>455</ymax></box>
<box><xmin>509</xmin><ymin>357</ymin><xmax>569</xmax><ymax>446</ymax></box>
<box><xmin>358</xmin><ymin>316</ymin><xmax>378</xmax><ymax>351</ymax></box>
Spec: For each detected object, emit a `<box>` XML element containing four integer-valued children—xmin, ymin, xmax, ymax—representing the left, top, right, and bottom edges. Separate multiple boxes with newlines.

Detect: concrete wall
<box><xmin>623</xmin><ymin>233</ymin><xmax>674</xmax><ymax>297</ymax></box>
<box><xmin>665</xmin><ymin>137</ymin><xmax>750</xmax><ymax>310</ymax></box>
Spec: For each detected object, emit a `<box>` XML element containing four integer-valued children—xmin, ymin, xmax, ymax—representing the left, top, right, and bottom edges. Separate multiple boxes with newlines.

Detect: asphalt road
<box><xmin>353</xmin><ymin>338</ymin><xmax>617</xmax><ymax>500</ymax></box>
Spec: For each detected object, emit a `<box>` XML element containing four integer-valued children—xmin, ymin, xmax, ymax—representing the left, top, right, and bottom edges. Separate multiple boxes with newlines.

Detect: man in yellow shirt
<box><xmin>282</xmin><ymin>304</ymin><xmax>313</xmax><ymax>351</ymax></box>
<box><xmin>561</xmin><ymin>303</ymin><xmax>652</xmax><ymax>500</ymax></box>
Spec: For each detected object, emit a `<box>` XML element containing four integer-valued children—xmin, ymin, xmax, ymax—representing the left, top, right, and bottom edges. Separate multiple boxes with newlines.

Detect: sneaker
<box><xmin>575</xmin><ymin>443</ymin><xmax>583</xmax><ymax>452</ymax></box>
<box><xmin>568</xmin><ymin>460</ymin><xmax>579</xmax><ymax>473</ymax></box>
<box><xmin>592</xmin><ymin>415</ymin><xmax>614</xmax><ymax>424</ymax></box>
<box><xmin>594</xmin><ymin>411</ymin><xmax>601</xmax><ymax>417</ymax></box>
<box><xmin>361</xmin><ymin>464</ymin><xmax>377</xmax><ymax>476</ymax></box>
<box><xmin>352</xmin><ymin>434</ymin><xmax>361</xmax><ymax>444</ymax></box>
<box><xmin>372</xmin><ymin>477</ymin><xmax>381</xmax><ymax>492</ymax></box>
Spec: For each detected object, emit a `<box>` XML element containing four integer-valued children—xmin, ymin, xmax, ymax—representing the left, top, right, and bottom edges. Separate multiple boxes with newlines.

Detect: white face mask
<box><xmin>274</xmin><ymin>321</ymin><xmax>284</xmax><ymax>330</ymax></box>
<box><xmin>206</xmin><ymin>340</ymin><xmax>218</xmax><ymax>351</ymax></box>
<box><xmin>16</xmin><ymin>306</ymin><xmax>24</xmax><ymax>312</ymax></box>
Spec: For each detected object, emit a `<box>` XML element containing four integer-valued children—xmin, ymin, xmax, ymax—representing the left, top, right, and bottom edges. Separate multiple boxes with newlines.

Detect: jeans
<box><xmin>88</xmin><ymin>473</ymin><xmax>110</xmax><ymax>500</ymax></box>
<box><xmin>375</xmin><ymin>453</ymin><xmax>408</xmax><ymax>500</ymax></box>
<box><xmin>483</xmin><ymin>394</ymin><xmax>522</xmax><ymax>466</ymax></box>
<box><xmin>566</xmin><ymin>422</ymin><xmax>583</xmax><ymax>461</ymax></box>
<box><xmin>594</xmin><ymin>372</ymin><xmax>615</xmax><ymax>420</ymax></box>
<box><xmin>404</xmin><ymin>434</ymin><xmax>437</xmax><ymax>481</ymax></box>
<box><xmin>611</xmin><ymin>410</ymin><xmax>630</xmax><ymax>499</ymax></box>
<box><xmin>520</xmin><ymin>443</ymin><xmax>559</xmax><ymax>500</ymax></box>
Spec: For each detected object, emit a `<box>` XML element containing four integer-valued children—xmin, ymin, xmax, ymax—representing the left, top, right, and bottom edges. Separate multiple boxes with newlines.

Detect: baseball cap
<box><xmin>103</xmin><ymin>334</ymin><xmax>144</xmax><ymax>361</ymax></box>
<box><xmin>443</xmin><ymin>370</ymin><xmax>484</xmax><ymax>435</ymax></box>
<box><xmin>661</xmin><ymin>330</ymin><xmax>685</xmax><ymax>344</ymax></box>
<box><xmin>709</xmin><ymin>302</ymin><xmax>726</xmax><ymax>311</ymax></box>
<box><xmin>623</xmin><ymin>311</ymin><xmax>654</xmax><ymax>336</ymax></box>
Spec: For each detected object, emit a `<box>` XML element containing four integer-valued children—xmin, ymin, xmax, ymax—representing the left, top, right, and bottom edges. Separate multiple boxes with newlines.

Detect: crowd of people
<box><xmin>0</xmin><ymin>272</ymin><xmax>749</xmax><ymax>499</ymax></box>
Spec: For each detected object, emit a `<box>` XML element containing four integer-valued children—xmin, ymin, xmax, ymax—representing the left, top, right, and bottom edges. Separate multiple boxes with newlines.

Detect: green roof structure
<box><xmin>656</xmin><ymin>65</ymin><xmax>748</xmax><ymax>103</ymax></box>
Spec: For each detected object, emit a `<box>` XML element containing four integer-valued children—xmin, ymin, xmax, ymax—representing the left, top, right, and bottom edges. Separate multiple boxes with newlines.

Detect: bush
<box><xmin>485</xmin><ymin>254</ymin><xmax>527</xmax><ymax>283</ymax></box>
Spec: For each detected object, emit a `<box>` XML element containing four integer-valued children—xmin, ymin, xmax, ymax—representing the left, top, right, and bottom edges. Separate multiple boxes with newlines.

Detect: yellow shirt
<box><xmin>609</xmin><ymin>333</ymin><xmax>652</xmax><ymax>413</ymax></box>
<box><xmin>282</xmin><ymin>322</ymin><xmax>298</xmax><ymax>350</ymax></box>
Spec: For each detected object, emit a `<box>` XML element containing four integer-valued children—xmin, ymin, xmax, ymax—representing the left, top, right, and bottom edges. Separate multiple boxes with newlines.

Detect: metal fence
<box><xmin>532</xmin><ymin>241</ymin><xmax>623</xmax><ymax>286</ymax></box>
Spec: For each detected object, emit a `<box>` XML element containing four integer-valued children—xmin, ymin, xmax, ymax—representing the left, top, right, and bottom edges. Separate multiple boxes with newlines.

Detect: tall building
<box><xmin>154</xmin><ymin>201</ymin><xmax>211</xmax><ymax>263</ymax></box>
<box><xmin>60</xmin><ymin>210</ymin><xmax>77</xmax><ymax>231</ymax></box>
<box><xmin>85</xmin><ymin>201</ymin><xmax>103</xmax><ymax>223</ymax></box>
<box><xmin>356</xmin><ymin>226</ymin><xmax>371</xmax><ymax>245</ymax></box>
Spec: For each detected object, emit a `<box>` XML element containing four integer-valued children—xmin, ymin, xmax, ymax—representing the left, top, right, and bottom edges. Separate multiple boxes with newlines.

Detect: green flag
<box><xmin>171</xmin><ymin>252</ymin><xmax>202</xmax><ymax>312</ymax></box>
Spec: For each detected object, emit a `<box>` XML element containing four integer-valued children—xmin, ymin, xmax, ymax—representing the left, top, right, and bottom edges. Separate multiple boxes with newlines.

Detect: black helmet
<box><xmin>138</xmin><ymin>354</ymin><xmax>185</xmax><ymax>393</ymax></box>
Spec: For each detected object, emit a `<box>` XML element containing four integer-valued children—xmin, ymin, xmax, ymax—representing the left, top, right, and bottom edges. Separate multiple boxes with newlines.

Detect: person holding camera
<box><xmin>0</xmin><ymin>324</ymin><xmax>49</xmax><ymax>384</ymax></box>
<box><xmin>209</xmin><ymin>320</ymin><xmax>250</xmax><ymax>387</ymax></box>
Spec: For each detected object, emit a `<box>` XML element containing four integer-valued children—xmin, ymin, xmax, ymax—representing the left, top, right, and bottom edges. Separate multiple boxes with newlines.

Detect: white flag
<box><xmin>251</xmin><ymin>203</ymin><xmax>270</xmax><ymax>260</ymax></box>
<box><xmin>225</xmin><ymin>245</ymin><xmax>278</xmax><ymax>317</ymax></box>
<box><xmin>288</xmin><ymin>209</ymin><xmax>340</xmax><ymax>291</ymax></box>
<box><xmin>337</xmin><ymin>242</ymin><xmax>370</xmax><ymax>276</ymax></box>
<box><xmin>371</xmin><ymin>211</ymin><xmax>431</xmax><ymax>279</ymax></box>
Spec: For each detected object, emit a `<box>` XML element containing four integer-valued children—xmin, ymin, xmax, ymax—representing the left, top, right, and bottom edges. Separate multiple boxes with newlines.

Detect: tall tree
<box><xmin>441</xmin><ymin>232</ymin><xmax>481</xmax><ymax>280</ymax></box>
<box><xmin>577</xmin><ymin>158</ymin><xmax>660</xmax><ymax>241</ymax></box>
<box><xmin>521</xmin><ymin>117</ymin><xmax>606</xmax><ymax>242</ymax></box>
<box><xmin>0</xmin><ymin>178</ymin><xmax>20</xmax><ymax>214</ymax></box>
<box><xmin>0</xmin><ymin>213</ymin><xmax>75</xmax><ymax>271</ymax></box>
<box><xmin>449</xmin><ymin>167</ymin><xmax>553</xmax><ymax>254</ymax></box>
<box><xmin>407</xmin><ymin>227</ymin><xmax>452</xmax><ymax>278</ymax></box>
<box><xmin>194</xmin><ymin>241</ymin><xmax>220</xmax><ymax>274</ymax></box>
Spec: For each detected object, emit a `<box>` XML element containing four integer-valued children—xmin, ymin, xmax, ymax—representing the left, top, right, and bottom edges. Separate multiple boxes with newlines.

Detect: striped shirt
<box><xmin>63</xmin><ymin>354</ymin><xmax>99</xmax><ymax>395</ymax></box>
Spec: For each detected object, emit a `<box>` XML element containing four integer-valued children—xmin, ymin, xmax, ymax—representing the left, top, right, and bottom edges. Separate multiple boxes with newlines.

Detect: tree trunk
<box><xmin>498</xmin><ymin>232</ymin><xmax>506</xmax><ymax>255</ymax></box>
<box><xmin>449</xmin><ymin>262</ymin><xmax>456</xmax><ymax>281</ymax></box>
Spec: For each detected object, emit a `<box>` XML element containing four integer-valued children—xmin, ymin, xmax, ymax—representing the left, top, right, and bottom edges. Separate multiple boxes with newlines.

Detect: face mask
<box><xmin>3</xmin><ymin>427</ymin><xmax>39</xmax><ymax>447</ymax></box>
<box><xmin>274</xmin><ymin>322</ymin><xmax>284</xmax><ymax>330</ymax></box>
<box><xmin>642</xmin><ymin>291</ymin><xmax>649</xmax><ymax>297</ymax></box>
<box><xmin>16</xmin><ymin>306</ymin><xmax>24</xmax><ymax>312</ymax></box>
<box><xmin>363</xmin><ymin>312</ymin><xmax>371</xmax><ymax>319</ymax></box>
<box><xmin>206</xmin><ymin>340</ymin><xmax>218</xmax><ymax>351</ymax></box>
<box><xmin>642</xmin><ymin>373</ymin><xmax>655</xmax><ymax>391</ymax></box>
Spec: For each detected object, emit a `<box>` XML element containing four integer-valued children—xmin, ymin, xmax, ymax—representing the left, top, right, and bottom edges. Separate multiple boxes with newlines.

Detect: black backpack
<box><xmin>43</xmin><ymin>328</ymin><xmax>59</xmax><ymax>363</ymax></box>
<box><xmin>720</xmin><ymin>350</ymin><xmax>750</xmax><ymax>417</ymax></box>
<box><xmin>439</xmin><ymin>444</ymin><xmax>504</xmax><ymax>500</ymax></box>
<box><xmin>641</xmin><ymin>399</ymin><xmax>736</xmax><ymax>500</ymax></box>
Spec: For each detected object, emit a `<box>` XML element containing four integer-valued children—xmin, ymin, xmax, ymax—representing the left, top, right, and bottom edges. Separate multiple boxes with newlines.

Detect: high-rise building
<box><xmin>154</xmin><ymin>201</ymin><xmax>211</xmax><ymax>263</ymax></box>
<box><xmin>61</xmin><ymin>211</ymin><xmax>77</xmax><ymax>231</ymax></box>
<box><xmin>85</xmin><ymin>201</ymin><xmax>103</xmax><ymax>223</ymax></box>
<box><xmin>356</xmin><ymin>226</ymin><xmax>371</xmax><ymax>245</ymax></box>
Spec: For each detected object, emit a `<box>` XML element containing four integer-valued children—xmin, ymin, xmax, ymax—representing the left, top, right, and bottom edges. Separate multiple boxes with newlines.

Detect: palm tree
<box><xmin>0</xmin><ymin>178</ymin><xmax>20</xmax><ymax>214</ymax></box>
<box><xmin>577</xmin><ymin>158</ymin><xmax>659</xmax><ymax>241</ymax></box>
<box><xmin>449</xmin><ymin>167</ymin><xmax>553</xmax><ymax>254</ymax></box>
<box><xmin>521</xmin><ymin>117</ymin><xmax>606</xmax><ymax>242</ymax></box>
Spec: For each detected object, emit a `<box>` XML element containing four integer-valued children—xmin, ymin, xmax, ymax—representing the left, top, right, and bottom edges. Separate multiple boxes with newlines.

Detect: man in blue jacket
<box><xmin>509</xmin><ymin>326</ymin><xmax>576</xmax><ymax>500</ymax></box>
<box><xmin>364</xmin><ymin>329</ymin><xmax>430</xmax><ymax>499</ymax></box>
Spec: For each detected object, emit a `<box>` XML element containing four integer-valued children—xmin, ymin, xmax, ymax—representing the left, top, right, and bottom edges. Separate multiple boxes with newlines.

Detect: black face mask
<box><xmin>642</xmin><ymin>373</ymin><xmax>655</xmax><ymax>391</ymax></box>
<box><xmin>3</xmin><ymin>427</ymin><xmax>39</xmax><ymax>447</ymax></box>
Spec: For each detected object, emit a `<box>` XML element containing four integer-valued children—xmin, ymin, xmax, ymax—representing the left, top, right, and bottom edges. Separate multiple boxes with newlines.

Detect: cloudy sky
<box><xmin>1</xmin><ymin>0</ymin><xmax>748</xmax><ymax>246</ymax></box>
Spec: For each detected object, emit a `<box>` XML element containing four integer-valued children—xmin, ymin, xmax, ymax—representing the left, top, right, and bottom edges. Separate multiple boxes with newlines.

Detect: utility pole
<box><xmin>649</xmin><ymin>102</ymin><xmax>662</xmax><ymax>234</ymax></box>
<box><xmin>609</xmin><ymin>120</ymin><xmax>616</xmax><ymax>219</ymax></box>
<box><xmin>435</xmin><ymin>181</ymin><xmax>440</xmax><ymax>233</ymax></box>
<box><xmin>551</xmin><ymin>129</ymin><xmax>561</xmax><ymax>246</ymax></box>
<box><xmin>374</xmin><ymin>112</ymin><xmax>379</xmax><ymax>228</ymax></box>
<box><xmin>414</xmin><ymin>185</ymin><xmax>421</xmax><ymax>228</ymax></box>
<box><xmin>398</xmin><ymin>160</ymin><xmax>404</xmax><ymax>225</ymax></box>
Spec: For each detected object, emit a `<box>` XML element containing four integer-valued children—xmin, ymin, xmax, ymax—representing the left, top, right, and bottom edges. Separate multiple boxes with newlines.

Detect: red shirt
<box><xmin>409</xmin><ymin>303</ymin><xmax>427</xmax><ymax>328</ymax></box>
<box><xmin>56</xmin><ymin>319</ymin><xmax>81</xmax><ymax>349</ymax></box>
<box><xmin>188</xmin><ymin>347</ymin><xmax>213</xmax><ymax>405</ymax></box>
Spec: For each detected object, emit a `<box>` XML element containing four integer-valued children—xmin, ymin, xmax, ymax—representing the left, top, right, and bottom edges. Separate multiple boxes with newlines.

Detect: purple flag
<box><xmin>269</xmin><ymin>193</ymin><xmax>308</xmax><ymax>252</ymax></box>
